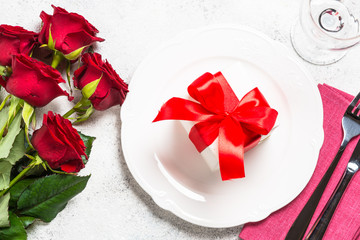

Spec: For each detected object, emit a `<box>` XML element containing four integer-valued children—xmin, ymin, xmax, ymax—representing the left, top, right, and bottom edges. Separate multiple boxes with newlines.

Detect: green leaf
<box><xmin>0</xmin><ymin>211</ymin><xmax>26</xmax><ymax>240</ymax></box>
<box><xmin>21</xmin><ymin>102</ymin><xmax>34</xmax><ymax>129</ymax></box>
<box><xmin>0</xmin><ymin>95</ymin><xmax>10</xmax><ymax>112</ymax></box>
<box><xmin>0</xmin><ymin>113</ymin><xmax>22</xmax><ymax>159</ymax></box>
<box><xmin>17</xmin><ymin>174</ymin><xmax>90</xmax><ymax>222</ymax></box>
<box><xmin>64</xmin><ymin>45</ymin><xmax>87</xmax><ymax>60</ymax></box>
<box><xmin>82</xmin><ymin>77</ymin><xmax>101</xmax><ymax>99</ymax></box>
<box><xmin>0</xmin><ymin>162</ymin><xmax>12</xmax><ymax>191</ymax></box>
<box><xmin>0</xmin><ymin>194</ymin><xmax>10</xmax><ymax>227</ymax></box>
<box><xmin>78</xmin><ymin>132</ymin><xmax>96</xmax><ymax>165</ymax></box>
<box><xmin>0</xmin><ymin>130</ymin><xmax>23</xmax><ymax>191</ymax></box>
<box><xmin>18</xmin><ymin>216</ymin><xmax>35</xmax><ymax>228</ymax></box>
<box><xmin>22</xmin><ymin>103</ymin><xmax>34</xmax><ymax>150</ymax></box>
<box><xmin>9</xmin><ymin>178</ymin><xmax>37</xmax><ymax>208</ymax></box>
<box><xmin>7</xmin><ymin>96</ymin><xmax>21</xmax><ymax>123</ymax></box>
<box><xmin>0</xmin><ymin>106</ymin><xmax>9</xmax><ymax>131</ymax></box>
<box><xmin>1</xmin><ymin>129</ymin><xmax>25</xmax><ymax>165</ymax></box>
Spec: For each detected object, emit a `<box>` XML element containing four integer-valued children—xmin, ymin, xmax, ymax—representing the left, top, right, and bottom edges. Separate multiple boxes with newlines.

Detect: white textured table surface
<box><xmin>1</xmin><ymin>1</ymin><xmax>360</xmax><ymax>240</ymax></box>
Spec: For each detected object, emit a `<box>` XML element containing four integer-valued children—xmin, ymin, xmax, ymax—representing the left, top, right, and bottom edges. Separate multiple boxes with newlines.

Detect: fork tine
<box><xmin>346</xmin><ymin>92</ymin><xmax>360</xmax><ymax>113</ymax></box>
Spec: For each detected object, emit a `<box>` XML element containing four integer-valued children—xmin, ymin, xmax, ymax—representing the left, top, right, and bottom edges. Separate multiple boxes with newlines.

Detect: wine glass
<box><xmin>291</xmin><ymin>0</ymin><xmax>360</xmax><ymax>65</ymax></box>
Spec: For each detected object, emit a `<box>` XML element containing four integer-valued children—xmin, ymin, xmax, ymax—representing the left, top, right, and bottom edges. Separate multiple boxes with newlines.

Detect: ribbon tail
<box><xmin>189</xmin><ymin>119</ymin><xmax>222</xmax><ymax>152</ymax></box>
<box><xmin>218</xmin><ymin>117</ymin><xmax>246</xmax><ymax>181</ymax></box>
<box><xmin>153</xmin><ymin>97</ymin><xmax>214</xmax><ymax>122</ymax></box>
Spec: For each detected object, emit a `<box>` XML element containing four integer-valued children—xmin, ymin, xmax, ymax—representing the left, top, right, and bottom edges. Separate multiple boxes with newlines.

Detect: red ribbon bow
<box><xmin>153</xmin><ymin>72</ymin><xmax>278</xmax><ymax>180</ymax></box>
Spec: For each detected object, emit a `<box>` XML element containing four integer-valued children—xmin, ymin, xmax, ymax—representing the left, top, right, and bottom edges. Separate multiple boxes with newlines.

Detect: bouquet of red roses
<box><xmin>0</xmin><ymin>6</ymin><xmax>128</xmax><ymax>239</ymax></box>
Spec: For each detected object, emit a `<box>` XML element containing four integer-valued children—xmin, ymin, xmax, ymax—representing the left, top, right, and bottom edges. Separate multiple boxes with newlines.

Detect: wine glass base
<box><xmin>290</xmin><ymin>20</ymin><xmax>347</xmax><ymax>65</ymax></box>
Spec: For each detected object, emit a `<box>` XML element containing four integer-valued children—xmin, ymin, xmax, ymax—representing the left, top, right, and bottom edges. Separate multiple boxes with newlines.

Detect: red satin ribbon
<box><xmin>153</xmin><ymin>72</ymin><xmax>278</xmax><ymax>180</ymax></box>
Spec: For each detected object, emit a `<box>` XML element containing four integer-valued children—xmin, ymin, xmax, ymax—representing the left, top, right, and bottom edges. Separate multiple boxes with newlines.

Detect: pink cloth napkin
<box><xmin>239</xmin><ymin>84</ymin><xmax>360</xmax><ymax>240</ymax></box>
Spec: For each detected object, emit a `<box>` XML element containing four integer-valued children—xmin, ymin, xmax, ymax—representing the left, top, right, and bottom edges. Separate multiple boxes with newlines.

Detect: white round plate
<box><xmin>121</xmin><ymin>26</ymin><xmax>323</xmax><ymax>228</ymax></box>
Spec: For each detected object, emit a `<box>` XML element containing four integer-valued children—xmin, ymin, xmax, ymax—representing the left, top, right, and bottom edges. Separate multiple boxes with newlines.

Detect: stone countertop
<box><xmin>1</xmin><ymin>0</ymin><xmax>360</xmax><ymax>239</ymax></box>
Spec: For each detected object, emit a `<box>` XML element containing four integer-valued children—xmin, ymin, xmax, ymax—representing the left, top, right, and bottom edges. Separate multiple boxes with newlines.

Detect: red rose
<box><xmin>74</xmin><ymin>52</ymin><xmax>128</xmax><ymax>111</ymax></box>
<box><xmin>38</xmin><ymin>5</ymin><xmax>104</xmax><ymax>59</ymax></box>
<box><xmin>31</xmin><ymin>111</ymin><xmax>87</xmax><ymax>173</ymax></box>
<box><xmin>0</xmin><ymin>54</ymin><xmax>71</xmax><ymax>107</ymax></box>
<box><xmin>0</xmin><ymin>25</ymin><xmax>38</xmax><ymax>66</ymax></box>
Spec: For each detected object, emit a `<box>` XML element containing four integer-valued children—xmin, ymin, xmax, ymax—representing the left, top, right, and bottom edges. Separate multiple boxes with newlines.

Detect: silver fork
<box><xmin>285</xmin><ymin>91</ymin><xmax>360</xmax><ymax>240</ymax></box>
<box><xmin>305</xmin><ymin>137</ymin><xmax>360</xmax><ymax>239</ymax></box>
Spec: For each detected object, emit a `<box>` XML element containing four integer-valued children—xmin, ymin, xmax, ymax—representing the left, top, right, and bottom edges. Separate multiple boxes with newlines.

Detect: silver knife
<box><xmin>305</xmin><ymin>138</ymin><xmax>360</xmax><ymax>239</ymax></box>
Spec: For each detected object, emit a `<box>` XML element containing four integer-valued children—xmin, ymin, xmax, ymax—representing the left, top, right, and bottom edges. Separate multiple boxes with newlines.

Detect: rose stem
<box><xmin>66</xmin><ymin>61</ymin><xmax>73</xmax><ymax>96</ymax></box>
<box><xmin>0</xmin><ymin>158</ymin><xmax>37</xmax><ymax>198</ymax></box>
<box><xmin>63</xmin><ymin>108</ymin><xmax>76</xmax><ymax>119</ymax></box>
<box><xmin>63</xmin><ymin>97</ymin><xmax>90</xmax><ymax>119</ymax></box>
<box><xmin>51</xmin><ymin>51</ymin><xmax>63</xmax><ymax>69</ymax></box>
<box><xmin>44</xmin><ymin>161</ymin><xmax>75</xmax><ymax>175</ymax></box>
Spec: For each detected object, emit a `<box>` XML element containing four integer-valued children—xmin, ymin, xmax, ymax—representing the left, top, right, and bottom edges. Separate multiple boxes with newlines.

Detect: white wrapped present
<box><xmin>180</xmin><ymin>62</ymin><xmax>278</xmax><ymax>171</ymax></box>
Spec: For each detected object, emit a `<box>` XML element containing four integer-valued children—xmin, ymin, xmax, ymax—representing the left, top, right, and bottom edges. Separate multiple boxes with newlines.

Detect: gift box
<box><xmin>180</xmin><ymin>63</ymin><xmax>278</xmax><ymax>172</ymax></box>
<box><xmin>153</xmin><ymin>62</ymin><xmax>278</xmax><ymax>181</ymax></box>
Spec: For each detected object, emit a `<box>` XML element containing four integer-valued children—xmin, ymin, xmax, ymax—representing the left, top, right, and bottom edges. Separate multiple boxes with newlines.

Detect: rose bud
<box><xmin>31</xmin><ymin>111</ymin><xmax>87</xmax><ymax>173</ymax></box>
<box><xmin>0</xmin><ymin>25</ymin><xmax>38</xmax><ymax>66</ymax></box>
<box><xmin>0</xmin><ymin>54</ymin><xmax>72</xmax><ymax>107</ymax></box>
<box><xmin>38</xmin><ymin>5</ymin><xmax>104</xmax><ymax>61</ymax></box>
<box><xmin>74</xmin><ymin>52</ymin><xmax>128</xmax><ymax>111</ymax></box>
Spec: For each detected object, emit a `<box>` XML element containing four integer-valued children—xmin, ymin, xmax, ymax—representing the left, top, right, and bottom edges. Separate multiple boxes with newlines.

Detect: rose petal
<box><xmin>39</xmin><ymin>6</ymin><xmax>104</xmax><ymax>56</ymax></box>
<box><xmin>5</xmin><ymin>54</ymin><xmax>70</xmax><ymax>107</ymax></box>
<box><xmin>32</xmin><ymin>111</ymin><xmax>86</xmax><ymax>172</ymax></box>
